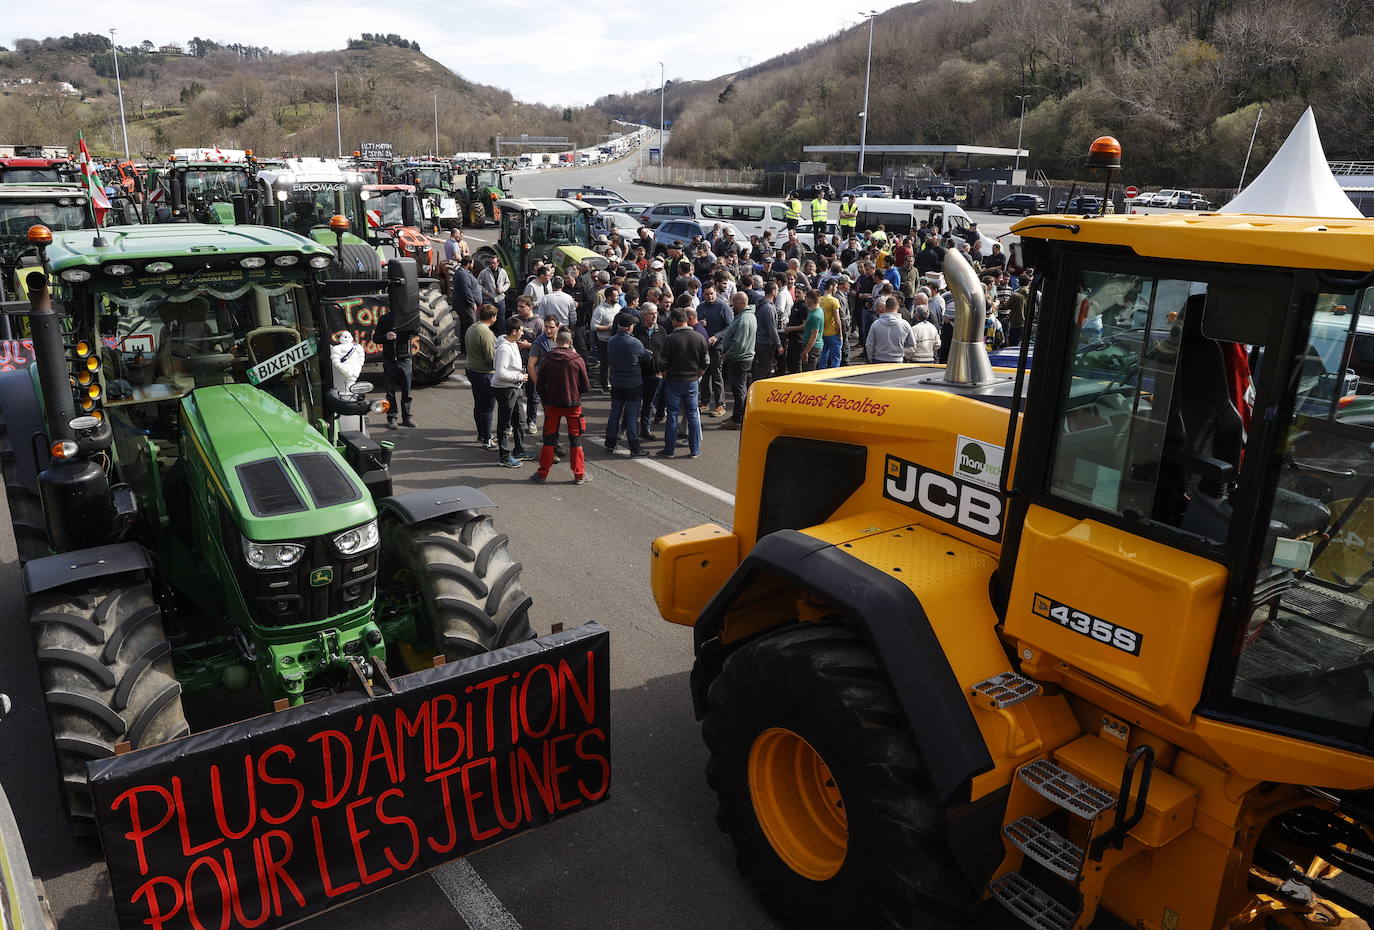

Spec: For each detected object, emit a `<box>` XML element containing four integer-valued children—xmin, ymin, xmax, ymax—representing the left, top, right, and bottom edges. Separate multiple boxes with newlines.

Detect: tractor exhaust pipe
<box><xmin>942</xmin><ymin>249</ymin><xmax>994</xmax><ymax>386</ymax></box>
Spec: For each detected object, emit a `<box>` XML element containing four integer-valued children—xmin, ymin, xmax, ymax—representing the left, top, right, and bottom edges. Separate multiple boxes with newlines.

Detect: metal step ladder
<box><xmin>990</xmin><ymin>746</ymin><xmax>1155</xmax><ymax>930</ymax></box>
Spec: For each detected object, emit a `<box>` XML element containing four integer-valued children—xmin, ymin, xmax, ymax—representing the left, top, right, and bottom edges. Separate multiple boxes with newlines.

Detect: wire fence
<box><xmin>632</xmin><ymin>165</ymin><xmax>763</xmax><ymax>191</ymax></box>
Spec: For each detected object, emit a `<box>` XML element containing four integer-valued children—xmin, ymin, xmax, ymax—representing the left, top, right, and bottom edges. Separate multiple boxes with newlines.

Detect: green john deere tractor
<box><xmin>157</xmin><ymin>159</ymin><xmax>259</xmax><ymax>225</ymax></box>
<box><xmin>474</xmin><ymin>198</ymin><xmax>608</xmax><ymax>304</ymax></box>
<box><xmin>254</xmin><ymin>159</ymin><xmax>460</xmax><ymax>383</ymax></box>
<box><xmin>0</xmin><ymin>223</ymin><xmax>537</xmax><ymax>834</ymax></box>
<box><xmin>455</xmin><ymin>167</ymin><xmax>509</xmax><ymax>228</ymax></box>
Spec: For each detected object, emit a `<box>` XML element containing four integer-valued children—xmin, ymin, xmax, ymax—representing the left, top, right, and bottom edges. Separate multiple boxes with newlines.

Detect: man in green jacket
<box><xmin>709</xmin><ymin>292</ymin><xmax>756</xmax><ymax>430</ymax></box>
<box><xmin>464</xmin><ymin>304</ymin><xmax>498</xmax><ymax>449</ymax></box>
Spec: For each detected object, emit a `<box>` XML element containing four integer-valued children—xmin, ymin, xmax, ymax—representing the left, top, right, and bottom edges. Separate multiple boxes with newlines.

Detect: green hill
<box><xmin>594</xmin><ymin>0</ymin><xmax>1374</xmax><ymax>187</ymax></box>
<box><xmin>0</xmin><ymin>33</ymin><xmax>614</xmax><ymax>158</ymax></box>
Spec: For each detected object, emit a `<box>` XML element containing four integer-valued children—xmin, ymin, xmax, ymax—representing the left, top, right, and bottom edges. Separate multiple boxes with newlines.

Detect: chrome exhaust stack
<box><xmin>942</xmin><ymin>249</ymin><xmax>994</xmax><ymax>386</ymax></box>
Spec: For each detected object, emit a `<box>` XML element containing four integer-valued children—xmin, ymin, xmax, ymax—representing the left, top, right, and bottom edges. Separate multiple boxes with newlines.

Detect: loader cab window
<box><xmin>1223</xmin><ymin>287</ymin><xmax>1374</xmax><ymax>747</ymax></box>
<box><xmin>1045</xmin><ymin>265</ymin><xmax>1280</xmax><ymax>549</ymax></box>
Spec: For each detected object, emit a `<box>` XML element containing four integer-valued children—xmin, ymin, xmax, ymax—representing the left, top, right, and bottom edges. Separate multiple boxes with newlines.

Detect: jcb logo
<box><xmin>882</xmin><ymin>454</ymin><xmax>1004</xmax><ymax>540</ymax></box>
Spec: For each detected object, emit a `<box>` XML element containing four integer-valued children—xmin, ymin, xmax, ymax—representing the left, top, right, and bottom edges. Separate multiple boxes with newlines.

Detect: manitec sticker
<box><xmin>1033</xmin><ymin>594</ymin><xmax>1143</xmax><ymax>656</ymax></box>
<box><xmin>882</xmin><ymin>454</ymin><xmax>1004</xmax><ymax>540</ymax></box>
<box><xmin>953</xmin><ymin>435</ymin><xmax>1004</xmax><ymax>490</ymax></box>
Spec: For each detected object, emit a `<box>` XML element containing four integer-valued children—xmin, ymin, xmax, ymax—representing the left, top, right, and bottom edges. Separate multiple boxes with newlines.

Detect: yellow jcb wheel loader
<box><xmin>653</xmin><ymin>198</ymin><xmax>1374</xmax><ymax>928</ymax></box>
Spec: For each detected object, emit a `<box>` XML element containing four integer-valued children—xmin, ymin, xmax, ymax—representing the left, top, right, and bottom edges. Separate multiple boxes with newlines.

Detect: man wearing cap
<box><xmin>604</xmin><ymin>312</ymin><xmax>653</xmax><ymax>456</ymax></box>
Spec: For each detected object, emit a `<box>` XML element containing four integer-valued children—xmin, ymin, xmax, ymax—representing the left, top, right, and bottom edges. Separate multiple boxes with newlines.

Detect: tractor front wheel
<box><xmin>31</xmin><ymin>579</ymin><xmax>189</xmax><ymax>834</ymax></box>
<box><xmin>467</xmin><ymin>201</ymin><xmax>487</xmax><ymax>228</ymax></box>
<box><xmin>383</xmin><ymin>510</ymin><xmax>536</xmax><ymax>668</ymax></box>
<box><xmin>702</xmin><ymin>623</ymin><xmax>977</xmax><ymax>929</ymax></box>
<box><xmin>411</xmin><ymin>283</ymin><xmax>460</xmax><ymax>385</ymax></box>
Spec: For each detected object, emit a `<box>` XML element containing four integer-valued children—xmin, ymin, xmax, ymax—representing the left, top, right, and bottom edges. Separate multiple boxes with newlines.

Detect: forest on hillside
<box><xmin>596</xmin><ymin>0</ymin><xmax>1374</xmax><ymax>186</ymax></box>
<box><xmin>0</xmin><ymin>33</ymin><xmax>614</xmax><ymax>157</ymax></box>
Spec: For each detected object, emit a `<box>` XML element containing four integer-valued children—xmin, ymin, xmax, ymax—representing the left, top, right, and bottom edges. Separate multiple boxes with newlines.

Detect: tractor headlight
<box><xmin>243</xmin><ymin>537</ymin><xmax>305</xmax><ymax>569</ymax></box>
<box><xmin>332</xmin><ymin>520</ymin><xmax>378</xmax><ymax>556</ymax></box>
<box><xmin>308</xmin><ymin>255</ymin><xmax>332</xmax><ymax>269</ymax></box>
<box><xmin>239</xmin><ymin>256</ymin><xmax>266</xmax><ymax>269</ymax></box>
<box><xmin>60</xmin><ymin>269</ymin><xmax>91</xmax><ymax>283</ymax></box>
<box><xmin>104</xmin><ymin>263</ymin><xmax>133</xmax><ymax>276</ymax></box>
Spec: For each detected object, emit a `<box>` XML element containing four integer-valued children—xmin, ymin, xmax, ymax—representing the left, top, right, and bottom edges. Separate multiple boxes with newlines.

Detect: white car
<box><xmin>1143</xmin><ymin>189</ymin><xmax>1179</xmax><ymax>207</ymax></box>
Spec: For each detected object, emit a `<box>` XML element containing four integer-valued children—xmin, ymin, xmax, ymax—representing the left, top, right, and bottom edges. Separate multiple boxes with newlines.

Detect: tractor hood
<box><xmin>181</xmin><ymin>383</ymin><xmax>377</xmax><ymax>541</ymax></box>
<box><xmin>553</xmin><ymin>244</ymin><xmax>607</xmax><ymax>271</ymax></box>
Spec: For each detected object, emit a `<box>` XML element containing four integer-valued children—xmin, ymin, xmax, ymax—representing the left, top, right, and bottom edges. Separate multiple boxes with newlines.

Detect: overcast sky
<box><xmin>9</xmin><ymin>0</ymin><xmax>908</xmax><ymax>106</ymax></box>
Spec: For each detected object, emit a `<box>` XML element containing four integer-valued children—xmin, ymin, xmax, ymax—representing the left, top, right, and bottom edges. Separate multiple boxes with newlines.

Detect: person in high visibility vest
<box><xmin>838</xmin><ymin>195</ymin><xmax>859</xmax><ymax>236</ymax></box>
<box><xmin>810</xmin><ymin>195</ymin><xmax>829</xmax><ymax>242</ymax></box>
<box><xmin>785</xmin><ymin>195</ymin><xmax>802</xmax><ymax>231</ymax></box>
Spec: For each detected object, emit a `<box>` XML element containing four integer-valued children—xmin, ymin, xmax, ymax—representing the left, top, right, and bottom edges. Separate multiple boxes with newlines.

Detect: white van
<box><xmin>693</xmin><ymin>199</ymin><xmax>784</xmax><ymax>240</ymax></box>
<box><xmin>853</xmin><ymin>197</ymin><xmax>997</xmax><ymax>251</ymax></box>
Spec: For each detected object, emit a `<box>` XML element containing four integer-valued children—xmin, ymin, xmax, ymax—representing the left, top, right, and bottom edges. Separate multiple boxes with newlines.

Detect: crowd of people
<box><xmin>437</xmin><ymin>216</ymin><xmax>1034</xmax><ymax>483</ymax></box>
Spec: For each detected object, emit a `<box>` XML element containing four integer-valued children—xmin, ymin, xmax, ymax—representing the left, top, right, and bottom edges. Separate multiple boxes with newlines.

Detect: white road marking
<box><xmin>632</xmin><ymin>456</ymin><xmax>736</xmax><ymax>506</ymax></box>
<box><xmin>432</xmin><ymin>859</ymin><xmax>523</xmax><ymax>930</ymax></box>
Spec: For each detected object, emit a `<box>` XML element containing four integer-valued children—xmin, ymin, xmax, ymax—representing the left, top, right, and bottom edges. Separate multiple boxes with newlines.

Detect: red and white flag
<box><xmin>77</xmin><ymin>130</ymin><xmax>110</xmax><ymax>225</ymax></box>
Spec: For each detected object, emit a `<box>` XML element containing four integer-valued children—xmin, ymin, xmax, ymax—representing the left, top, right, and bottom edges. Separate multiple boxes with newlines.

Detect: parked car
<box><xmin>598</xmin><ymin>210</ymin><xmax>644</xmax><ymax>240</ymax></box>
<box><xmin>652</xmin><ymin>219</ymin><xmax>746</xmax><ymax>255</ymax></box>
<box><xmin>989</xmin><ymin>193</ymin><xmax>1046</xmax><ymax>215</ymax></box>
<box><xmin>639</xmin><ymin>202</ymin><xmax>695</xmax><ymax>228</ymax></box>
<box><xmin>1055</xmin><ymin>196</ymin><xmax>1104</xmax><ymax>213</ymax></box>
<box><xmin>1142</xmin><ymin>189</ymin><xmax>1180</xmax><ymax>207</ymax></box>
<box><xmin>920</xmin><ymin>183</ymin><xmax>959</xmax><ymax>202</ymax></box>
<box><xmin>603</xmin><ymin>201</ymin><xmax>653</xmax><ymax>217</ymax></box>
<box><xmin>1166</xmin><ymin>191</ymin><xmax>1211</xmax><ymax>210</ymax></box>
<box><xmin>841</xmin><ymin>183</ymin><xmax>893</xmax><ymax>198</ymax></box>
<box><xmin>557</xmin><ymin>186</ymin><xmax>626</xmax><ymax>207</ymax></box>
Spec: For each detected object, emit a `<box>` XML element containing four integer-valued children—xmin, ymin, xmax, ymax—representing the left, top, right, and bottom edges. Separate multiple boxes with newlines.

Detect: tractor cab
<box><xmin>361</xmin><ymin>183</ymin><xmax>432</xmax><ymax>271</ymax></box>
<box><xmin>484</xmin><ymin>197</ymin><xmax>604</xmax><ymax>283</ymax></box>
<box><xmin>161</xmin><ymin>160</ymin><xmax>256</xmax><ymax>224</ymax></box>
<box><xmin>0</xmin><ymin>184</ymin><xmax>93</xmax><ymax>307</ymax></box>
<box><xmin>455</xmin><ymin>167</ymin><xmax>508</xmax><ymax>227</ymax></box>
<box><xmin>392</xmin><ymin>160</ymin><xmax>459</xmax><ymax>231</ymax></box>
<box><xmin>254</xmin><ymin>158</ymin><xmax>370</xmax><ymax>246</ymax></box>
<box><xmin>1007</xmin><ymin>214</ymin><xmax>1374</xmax><ymax>754</ymax></box>
<box><xmin>0</xmin><ymin>156</ymin><xmax>76</xmax><ymax>185</ymax></box>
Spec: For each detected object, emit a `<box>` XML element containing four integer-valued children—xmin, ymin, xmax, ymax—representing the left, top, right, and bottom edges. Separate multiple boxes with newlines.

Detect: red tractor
<box><xmin>0</xmin><ymin>155</ymin><xmax>76</xmax><ymax>185</ymax></box>
<box><xmin>362</xmin><ymin>183</ymin><xmax>435</xmax><ymax>272</ymax></box>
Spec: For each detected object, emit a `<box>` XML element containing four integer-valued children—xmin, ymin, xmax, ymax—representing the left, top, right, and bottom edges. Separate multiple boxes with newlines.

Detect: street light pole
<box><xmin>1237</xmin><ymin>106</ymin><xmax>1264</xmax><ymax>195</ymax></box>
<box><xmin>857</xmin><ymin>11</ymin><xmax>877</xmax><ymax>176</ymax></box>
<box><xmin>109</xmin><ymin>29</ymin><xmax>130</xmax><ymax>159</ymax></box>
<box><xmin>657</xmin><ymin>61</ymin><xmax>666</xmax><ymax>160</ymax></box>
<box><xmin>1013</xmin><ymin>93</ymin><xmax>1031</xmax><ymax>188</ymax></box>
<box><xmin>433</xmin><ymin>89</ymin><xmax>440</xmax><ymax>158</ymax></box>
<box><xmin>334</xmin><ymin>68</ymin><xmax>342</xmax><ymax>158</ymax></box>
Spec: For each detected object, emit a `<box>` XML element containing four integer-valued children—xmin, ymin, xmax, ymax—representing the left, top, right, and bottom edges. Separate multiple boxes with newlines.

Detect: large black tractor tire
<box><xmin>382</xmin><ymin>510</ymin><xmax>535</xmax><ymax>666</ymax></box>
<box><xmin>331</xmin><ymin>242</ymin><xmax>384</xmax><ymax>280</ymax></box>
<box><xmin>30</xmin><ymin>579</ymin><xmax>189</xmax><ymax>834</ymax></box>
<box><xmin>412</xmin><ymin>283</ymin><xmax>460</xmax><ymax>385</ymax></box>
<box><xmin>466</xmin><ymin>200</ymin><xmax>487</xmax><ymax>228</ymax></box>
<box><xmin>702</xmin><ymin>623</ymin><xmax>978</xmax><ymax>930</ymax></box>
<box><xmin>0</xmin><ymin>417</ymin><xmax>49</xmax><ymax>563</ymax></box>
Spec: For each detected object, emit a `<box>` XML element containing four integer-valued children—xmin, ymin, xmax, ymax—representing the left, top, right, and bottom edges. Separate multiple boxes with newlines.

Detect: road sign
<box><xmin>1124</xmin><ymin>185</ymin><xmax>1139</xmax><ymax>198</ymax></box>
<box><xmin>649</xmin><ymin>148</ymin><xmax>661</xmax><ymax>165</ymax></box>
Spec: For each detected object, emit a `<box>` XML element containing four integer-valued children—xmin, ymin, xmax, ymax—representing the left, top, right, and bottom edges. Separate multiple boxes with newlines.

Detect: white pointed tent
<box><xmin>1220</xmin><ymin>108</ymin><xmax>1362</xmax><ymax>218</ymax></box>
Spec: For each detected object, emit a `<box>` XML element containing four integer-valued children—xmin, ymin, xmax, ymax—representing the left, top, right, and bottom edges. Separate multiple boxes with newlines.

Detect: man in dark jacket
<box><xmin>451</xmin><ymin>255</ymin><xmax>482</xmax><ymax>347</ymax></box>
<box><xmin>659</xmin><ymin>307</ymin><xmax>708</xmax><ymax>458</ymax></box>
<box><xmin>530</xmin><ymin>331</ymin><xmax>592</xmax><ymax>484</ymax></box>
<box><xmin>604</xmin><ymin>313</ymin><xmax>652</xmax><ymax>456</ymax></box>
<box><xmin>633</xmin><ymin>304</ymin><xmax>667</xmax><ymax>438</ymax></box>
<box><xmin>695</xmin><ymin>284</ymin><xmax>733</xmax><ymax>416</ymax></box>
<box><xmin>752</xmin><ymin>280</ymin><xmax>782</xmax><ymax>383</ymax></box>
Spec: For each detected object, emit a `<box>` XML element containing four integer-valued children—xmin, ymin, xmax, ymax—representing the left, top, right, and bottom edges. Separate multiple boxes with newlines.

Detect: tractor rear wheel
<box><xmin>467</xmin><ymin>201</ymin><xmax>487</xmax><ymax>228</ymax></box>
<box><xmin>412</xmin><ymin>283</ymin><xmax>460</xmax><ymax>384</ymax></box>
<box><xmin>0</xmin><ymin>416</ymin><xmax>49</xmax><ymax>563</ymax></box>
<box><xmin>383</xmin><ymin>510</ymin><xmax>535</xmax><ymax>667</ymax></box>
<box><xmin>702</xmin><ymin>623</ymin><xmax>977</xmax><ymax>929</ymax></box>
<box><xmin>30</xmin><ymin>579</ymin><xmax>189</xmax><ymax>834</ymax></box>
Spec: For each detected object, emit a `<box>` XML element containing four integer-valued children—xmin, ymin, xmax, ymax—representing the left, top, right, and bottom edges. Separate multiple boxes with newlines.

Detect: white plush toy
<box><xmin>330</xmin><ymin>330</ymin><xmax>367</xmax><ymax>433</ymax></box>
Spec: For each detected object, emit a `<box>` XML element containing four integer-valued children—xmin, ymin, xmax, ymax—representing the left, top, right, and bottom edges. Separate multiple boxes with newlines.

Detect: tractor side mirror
<box><xmin>402</xmin><ymin>195</ymin><xmax>417</xmax><ymax>230</ymax></box>
<box><xmin>387</xmin><ymin>258</ymin><xmax>420</xmax><ymax>332</ymax></box>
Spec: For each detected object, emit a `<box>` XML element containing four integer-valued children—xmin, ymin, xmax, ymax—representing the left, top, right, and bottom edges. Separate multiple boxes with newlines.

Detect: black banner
<box><xmin>89</xmin><ymin>624</ymin><xmax>611</xmax><ymax>930</ymax></box>
<box><xmin>321</xmin><ymin>295</ymin><xmax>387</xmax><ymax>361</ymax></box>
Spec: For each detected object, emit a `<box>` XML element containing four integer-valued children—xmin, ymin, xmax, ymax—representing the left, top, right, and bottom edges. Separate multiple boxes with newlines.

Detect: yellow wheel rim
<box><xmin>747</xmin><ymin>727</ymin><xmax>848</xmax><ymax>880</ymax></box>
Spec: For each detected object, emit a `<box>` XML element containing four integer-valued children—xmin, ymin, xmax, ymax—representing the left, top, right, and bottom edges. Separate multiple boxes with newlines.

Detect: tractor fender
<box><xmin>0</xmin><ymin>368</ymin><xmax>47</xmax><ymax>497</ymax></box>
<box><xmin>378</xmin><ymin>486</ymin><xmax>495</xmax><ymax>525</ymax></box>
<box><xmin>691</xmin><ymin>529</ymin><xmax>994</xmax><ymax>807</ymax></box>
<box><xmin>22</xmin><ymin>542</ymin><xmax>151</xmax><ymax>596</ymax></box>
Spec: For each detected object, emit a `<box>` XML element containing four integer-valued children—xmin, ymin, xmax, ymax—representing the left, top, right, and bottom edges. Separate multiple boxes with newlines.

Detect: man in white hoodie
<box><xmin>865</xmin><ymin>296</ymin><xmax>916</xmax><ymax>364</ymax></box>
<box><xmin>492</xmin><ymin>319</ymin><xmax>533</xmax><ymax>467</ymax></box>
